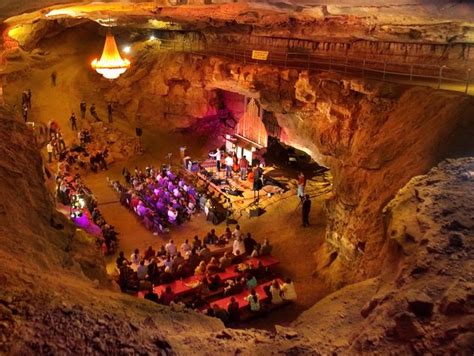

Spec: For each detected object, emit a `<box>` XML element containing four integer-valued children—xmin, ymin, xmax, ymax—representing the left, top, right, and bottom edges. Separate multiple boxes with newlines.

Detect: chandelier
<box><xmin>91</xmin><ymin>31</ymin><xmax>130</xmax><ymax>79</ymax></box>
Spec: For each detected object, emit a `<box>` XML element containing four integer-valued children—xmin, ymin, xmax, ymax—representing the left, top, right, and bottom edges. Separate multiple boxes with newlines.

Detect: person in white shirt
<box><xmin>130</xmin><ymin>249</ymin><xmax>141</xmax><ymax>265</ymax></box>
<box><xmin>167</xmin><ymin>207</ymin><xmax>178</xmax><ymax>224</ymax></box>
<box><xmin>224</xmin><ymin>155</ymin><xmax>234</xmax><ymax>178</ymax></box>
<box><xmin>208</xmin><ymin>148</ymin><xmax>222</xmax><ymax>172</ymax></box>
<box><xmin>46</xmin><ymin>142</ymin><xmax>54</xmax><ymax>163</ymax></box>
<box><xmin>163</xmin><ymin>256</ymin><xmax>174</xmax><ymax>270</ymax></box>
<box><xmin>136</xmin><ymin>260</ymin><xmax>148</xmax><ymax>280</ymax></box>
<box><xmin>180</xmin><ymin>239</ymin><xmax>191</xmax><ymax>255</ymax></box>
<box><xmin>232</xmin><ymin>225</ymin><xmax>242</xmax><ymax>239</ymax></box>
<box><xmin>233</xmin><ymin>236</ymin><xmax>245</xmax><ymax>256</ymax></box>
<box><xmin>281</xmin><ymin>278</ymin><xmax>297</xmax><ymax>301</ymax></box>
<box><xmin>165</xmin><ymin>239</ymin><xmax>177</xmax><ymax>256</ymax></box>
<box><xmin>269</xmin><ymin>280</ymin><xmax>284</xmax><ymax>304</ymax></box>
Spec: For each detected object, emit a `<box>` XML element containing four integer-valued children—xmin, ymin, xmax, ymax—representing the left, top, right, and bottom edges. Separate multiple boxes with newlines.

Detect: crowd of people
<box><xmin>110</xmin><ymin>165</ymin><xmax>199</xmax><ymax>233</ymax></box>
<box><xmin>117</xmin><ymin>224</ymin><xmax>296</xmax><ymax>324</ymax></box>
<box><xmin>55</xmin><ymin>160</ymin><xmax>119</xmax><ymax>255</ymax></box>
<box><xmin>47</xmin><ymin>116</ymin><xmax>118</xmax><ymax>255</ymax></box>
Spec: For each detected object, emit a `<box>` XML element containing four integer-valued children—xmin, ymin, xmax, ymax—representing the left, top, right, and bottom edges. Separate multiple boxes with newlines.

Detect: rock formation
<box><xmin>0</xmin><ymin>3</ymin><xmax>473</xmax><ymax>354</ymax></box>
<box><xmin>99</xmin><ymin>46</ymin><xmax>474</xmax><ymax>289</ymax></box>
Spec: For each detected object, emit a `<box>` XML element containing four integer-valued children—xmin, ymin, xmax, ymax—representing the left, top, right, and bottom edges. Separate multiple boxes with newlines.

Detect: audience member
<box><xmin>281</xmin><ymin>278</ymin><xmax>297</xmax><ymax>301</ymax></box>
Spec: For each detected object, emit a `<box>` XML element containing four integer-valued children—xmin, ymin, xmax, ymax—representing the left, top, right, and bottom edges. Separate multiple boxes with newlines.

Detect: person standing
<box><xmin>22</xmin><ymin>103</ymin><xmax>28</xmax><ymax>122</ymax></box>
<box><xmin>302</xmin><ymin>194</ymin><xmax>311</xmax><ymax>227</ymax></box>
<box><xmin>252</xmin><ymin>164</ymin><xmax>263</xmax><ymax>200</ymax></box>
<box><xmin>70</xmin><ymin>113</ymin><xmax>77</xmax><ymax>131</ymax></box>
<box><xmin>80</xmin><ymin>101</ymin><xmax>86</xmax><ymax>119</ymax></box>
<box><xmin>27</xmin><ymin>89</ymin><xmax>32</xmax><ymax>109</ymax></box>
<box><xmin>239</xmin><ymin>155</ymin><xmax>249</xmax><ymax>180</ymax></box>
<box><xmin>21</xmin><ymin>91</ymin><xmax>28</xmax><ymax>108</ymax></box>
<box><xmin>90</xmin><ymin>103</ymin><xmax>99</xmax><ymax>121</ymax></box>
<box><xmin>51</xmin><ymin>71</ymin><xmax>57</xmax><ymax>87</ymax></box>
<box><xmin>224</xmin><ymin>154</ymin><xmax>234</xmax><ymax>178</ymax></box>
<box><xmin>297</xmin><ymin>172</ymin><xmax>306</xmax><ymax>200</ymax></box>
<box><xmin>107</xmin><ymin>103</ymin><xmax>113</xmax><ymax>123</ymax></box>
<box><xmin>209</xmin><ymin>148</ymin><xmax>222</xmax><ymax>173</ymax></box>
<box><xmin>46</xmin><ymin>141</ymin><xmax>54</xmax><ymax>163</ymax></box>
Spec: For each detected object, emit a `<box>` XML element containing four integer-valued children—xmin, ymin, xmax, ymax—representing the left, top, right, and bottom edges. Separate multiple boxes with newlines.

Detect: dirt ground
<box><xmin>3</xmin><ymin>34</ymin><xmax>330</xmax><ymax>330</ymax></box>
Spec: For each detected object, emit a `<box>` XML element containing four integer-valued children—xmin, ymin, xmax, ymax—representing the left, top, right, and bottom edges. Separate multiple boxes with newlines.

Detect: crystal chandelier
<box><xmin>91</xmin><ymin>31</ymin><xmax>130</xmax><ymax>79</ymax></box>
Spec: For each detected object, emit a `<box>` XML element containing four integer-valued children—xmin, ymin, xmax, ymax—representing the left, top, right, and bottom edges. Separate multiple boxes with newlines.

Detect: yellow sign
<box><xmin>251</xmin><ymin>50</ymin><xmax>269</xmax><ymax>61</ymax></box>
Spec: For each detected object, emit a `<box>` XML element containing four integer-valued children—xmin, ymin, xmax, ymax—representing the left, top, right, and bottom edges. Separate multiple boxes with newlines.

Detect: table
<box><xmin>211</xmin><ymin>278</ymin><xmax>285</xmax><ymax>311</ymax></box>
<box><xmin>137</xmin><ymin>255</ymin><xmax>279</xmax><ymax>299</ymax></box>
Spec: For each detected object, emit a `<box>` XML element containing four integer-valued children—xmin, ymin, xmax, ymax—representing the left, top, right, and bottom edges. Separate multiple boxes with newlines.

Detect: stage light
<box><xmin>91</xmin><ymin>30</ymin><xmax>130</xmax><ymax>80</ymax></box>
<box><xmin>149</xmin><ymin>35</ymin><xmax>156</xmax><ymax>41</ymax></box>
<box><xmin>123</xmin><ymin>46</ymin><xmax>131</xmax><ymax>54</ymax></box>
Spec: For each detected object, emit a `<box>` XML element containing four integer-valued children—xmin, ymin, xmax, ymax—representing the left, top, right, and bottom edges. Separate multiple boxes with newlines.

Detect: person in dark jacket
<box><xmin>302</xmin><ymin>194</ymin><xmax>311</xmax><ymax>227</ymax></box>
<box><xmin>243</xmin><ymin>232</ymin><xmax>257</xmax><ymax>255</ymax></box>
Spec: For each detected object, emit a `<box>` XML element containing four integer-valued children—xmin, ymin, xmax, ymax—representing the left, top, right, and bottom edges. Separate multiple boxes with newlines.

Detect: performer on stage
<box><xmin>252</xmin><ymin>164</ymin><xmax>263</xmax><ymax>200</ymax></box>
<box><xmin>209</xmin><ymin>148</ymin><xmax>222</xmax><ymax>172</ymax></box>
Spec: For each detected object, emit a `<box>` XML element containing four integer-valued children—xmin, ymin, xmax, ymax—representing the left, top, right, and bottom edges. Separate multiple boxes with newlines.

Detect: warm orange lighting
<box><xmin>91</xmin><ymin>32</ymin><xmax>130</xmax><ymax>79</ymax></box>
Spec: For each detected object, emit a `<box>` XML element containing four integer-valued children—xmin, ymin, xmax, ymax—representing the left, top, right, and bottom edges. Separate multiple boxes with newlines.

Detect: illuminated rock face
<box><xmin>109</xmin><ymin>51</ymin><xmax>474</xmax><ymax>287</ymax></box>
<box><xmin>118</xmin><ymin>55</ymin><xmax>474</xmax><ymax>287</ymax></box>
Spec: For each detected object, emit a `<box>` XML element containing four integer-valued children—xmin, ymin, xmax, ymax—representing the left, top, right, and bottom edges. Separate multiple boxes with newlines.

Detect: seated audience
<box><xmin>269</xmin><ymin>279</ymin><xmax>284</xmax><ymax>304</ymax></box>
<box><xmin>160</xmin><ymin>286</ymin><xmax>175</xmax><ymax>305</ymax></box>
<box><xmin>227</xmin><ymin>297</ymin><xmax>240</xmax><ymax>323</ymax></box>
<box><xmin>195</xmin><ymin>261</ymin><xmax>207</xmax><ymax>275</ymax></box>
<box><xmin>281</xmin><ymin>278</ymin><xmax>297</xmax><ymax>301</ymax></box>
<box><xmin>199</xmin><ymin>244</ymin><xmax>211</xmax><ymax>263</ymax></box>
<box><xmin>136</xmin><ymin>260</ymin><xmax>148</xmax><ymax>280</ymax></box>
<box><xmin>116</xmin><ymin>251</ymin><xmax>128</xmax><ymax>269</ymax></box>
<box><xmin>131</xmin><ymin>249</ymin><xmax>141</xmax><ymax>265</ymax></box>
<box><xmin>165</xmin><ymin>239</ymin><xmax>177</xmax><ymax>256</ymax></box>
<box><xmin>144</xmin><ymin>246</ymin><xmax>156</xmax><ymax>260</ymax></box>
<box><xmin>192</xmin><ymin>235</ymin><xmax>202</xmax><ymax>250</ymax></box>
<box><xmin>219</xmin><ymin>252</ymin><xmax>232</xmax><ymax>270</ymax></box>
<box><xmin>246</xmin><ymin>273</ymin><xmax>258</xmax><ymax>290</ymax></box>
<box><xmin>144</xmin><ymin>287</ymin><xmax>159</xmax><ymax>303</ymax></box>
<box><xmin>243</xmin><ymin>233</ymin><xmax>257</xmax><ymax>255</ymax></box>
<box><xmin>180</xmin><ymin>239</ymin><xmax>192</xmax><ymax>255</ymax></box>
<box><xmin>246</xmin><ymin>289</ymin><xmax>261</xmax><ymax>313</ymax></box>
<box><xmin>206</xmin><ymin>257</ymin><xmax>220</xmax><ymax>274</ymax></box>
<box><xmin>233</xmin><ymin>236</ymin><xmax>245</xmax><ymax>256</ymax></box>
<box><xmin>260</xmin><ymin>238</ymin><xmax>272</xmax><ymax>256</ymax></box>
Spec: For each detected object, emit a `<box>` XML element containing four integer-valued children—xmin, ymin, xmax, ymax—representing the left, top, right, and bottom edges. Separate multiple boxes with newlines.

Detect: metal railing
<box><xmin>154</xmin><ymin>37</ymin><xmax>473</xmax><ymax>94</ymax></box>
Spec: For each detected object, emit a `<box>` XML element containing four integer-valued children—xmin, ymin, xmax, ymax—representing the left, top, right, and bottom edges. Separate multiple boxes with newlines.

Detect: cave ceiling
<box><xmin>1</xmin><ymin>1</ymin><xmax>474</xmax><ymax>44</ymax></box>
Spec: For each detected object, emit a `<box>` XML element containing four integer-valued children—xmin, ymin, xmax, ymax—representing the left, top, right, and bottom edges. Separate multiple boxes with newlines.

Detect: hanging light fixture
<box><xmin>91</xmin><ymin>30</ymin><xmax>130</xmax><ymax>80</ymax></box>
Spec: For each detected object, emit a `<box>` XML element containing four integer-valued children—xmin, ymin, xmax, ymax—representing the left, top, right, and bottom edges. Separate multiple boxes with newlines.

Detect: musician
<box><xmin>209</xmin><ymin>148</ymin><xmax>222</xmax><ymax>172</ymax></box>
<box><xmin>252</xmin><ymin>164</ymin><xmax>263</xmax><ymax>199</ymax></box>
<box><xmin>239</xmin><ymin>156</ymin><xmax>249</xmax><ymax>180</ymax></box>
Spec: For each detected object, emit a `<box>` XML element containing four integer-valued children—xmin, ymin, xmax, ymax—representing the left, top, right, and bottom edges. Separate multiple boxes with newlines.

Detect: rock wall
<box><xmin>99</xmin><ymin>48</ymin><xmax>474</xmax><ymax>288</ymax></box>
<box><xmin>292</xmin><ymin>158</ymin><xmax>474</xmax><ymax>354</ymax></box>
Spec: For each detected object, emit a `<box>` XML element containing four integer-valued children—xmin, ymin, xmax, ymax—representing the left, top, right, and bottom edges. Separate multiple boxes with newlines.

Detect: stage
<box><xmin>182</xmin><ymin>158</ymin><xmax>296</xmax><ymax>222</ymax></box>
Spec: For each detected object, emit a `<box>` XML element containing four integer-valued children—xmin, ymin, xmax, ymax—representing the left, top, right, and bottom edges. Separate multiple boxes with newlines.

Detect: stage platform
<box><xmin>187</xmin><ymin>159</ymin><xmax>289</xmax><ymax>220</ymax></box>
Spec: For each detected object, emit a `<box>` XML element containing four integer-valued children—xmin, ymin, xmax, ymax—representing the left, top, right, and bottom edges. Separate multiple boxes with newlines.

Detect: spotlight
<box><xmin>149</xmin><ymin>35</ymin><xmax>156</xmax><ymax>41</ymax></box>
<box><xmin>123</xmin><ymin>46</ymin><xmax>131</xmax><ymax>54</ymax></box>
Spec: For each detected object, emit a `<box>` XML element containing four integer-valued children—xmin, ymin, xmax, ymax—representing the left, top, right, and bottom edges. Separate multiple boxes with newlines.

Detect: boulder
<box><xmin>439</xmin><ymin>282</ymin><xmax>473</xmax><ymax>315</ymax></box>
<box><xmin>393</xmin><ymin>312</ymin><xmax>422</xmax><ymax>340</ymax></box>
